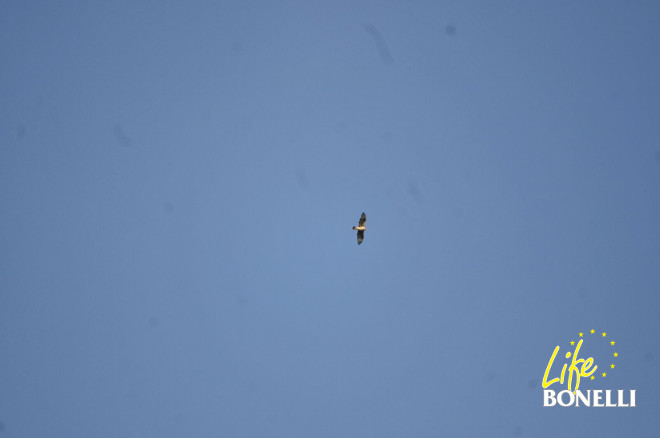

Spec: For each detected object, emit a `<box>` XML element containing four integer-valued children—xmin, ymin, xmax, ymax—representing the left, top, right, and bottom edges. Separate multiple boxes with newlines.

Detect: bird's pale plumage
<box><xmin>352</xmin><ymin>212</ymin><xmax>367</xmax><ymax>245</ymax></box>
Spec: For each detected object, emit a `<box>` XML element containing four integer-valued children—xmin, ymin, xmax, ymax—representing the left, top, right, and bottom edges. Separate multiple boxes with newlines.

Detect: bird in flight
<box><xmin>352</xmin><ymin>212</ymin><xmax>367</xmax><ymax>245</ymax></box>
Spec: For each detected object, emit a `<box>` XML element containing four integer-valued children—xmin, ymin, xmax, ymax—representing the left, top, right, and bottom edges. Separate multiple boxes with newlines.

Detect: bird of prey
<box><xmin>352</xmin><ymin>212</ymin><xmax>367</xmax><ymax>245</ymax></box>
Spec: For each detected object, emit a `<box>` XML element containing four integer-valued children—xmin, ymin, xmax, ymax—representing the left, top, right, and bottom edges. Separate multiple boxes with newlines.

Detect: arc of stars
<box><xmin>574</xmin><ymin>329</ymin><xmax>619</xmax><ymax>383</ymax></box>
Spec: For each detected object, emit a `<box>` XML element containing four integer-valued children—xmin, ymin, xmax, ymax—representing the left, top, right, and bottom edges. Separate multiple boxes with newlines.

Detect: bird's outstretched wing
<box><xmin>358</xmin><ymin>212</ymin><xmax>366</xmax><ymax>227</ymax></box>
<box><xmin>356</xmin><ymin>230</ymin><xmax>364</xmax><ymax>245</ymax></box>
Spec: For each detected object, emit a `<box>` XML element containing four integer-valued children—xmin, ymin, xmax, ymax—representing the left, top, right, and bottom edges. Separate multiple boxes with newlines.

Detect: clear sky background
<box><xmin>2</xmin><ymin>1</ymin><xmax>660</xmax><ymax>437</ymax></box>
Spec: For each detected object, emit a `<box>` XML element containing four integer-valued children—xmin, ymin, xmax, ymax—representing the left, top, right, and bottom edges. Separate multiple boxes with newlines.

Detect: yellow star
<box><xmin>611</xmin><ymin>364</ymin><xmax>615</xmax><ymax>369</ymax></box>
<box><xmin>610</xmin><ymin>341</ymin><xmax>615</xmax><ymax>346</ymax></box>
<box><xmin>590</xmin><ymin>329</ymin><xmax>595</xmax><ymax>334</ymax></box>
<box><xmin>602</xmin><ymin>332</ymin><xmax>607</xmax><ymax>337</ymax></box>
<box><xmin>602</xmin><ymin>372</ymin><xmax>607</xmax><ymax>377</ymax></box>
<box><xmin>579</xmin><ymin>332</ymin><xmax>583</xmax><ymax>337</ymax></box>
<box><xmin>590</xmin><ymin>375</ymin><xmax>595</xmax><ymax>380</ymax></box>
<box><xmin>614</xmin><ymin>352</ymin><xmax>618</xmax><ymax>357</ymax></box>
<box><xmin>570</xmin><ymin>341</ymin><xmax>575</xmax><ymax>345</ymax></box>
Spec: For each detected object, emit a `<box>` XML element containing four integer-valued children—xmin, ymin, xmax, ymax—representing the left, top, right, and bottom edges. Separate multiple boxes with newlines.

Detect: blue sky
<box><xmin>1</xmin><ymin>1</ymin><xmax>660</xmax><ymax>436</ymax></box>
